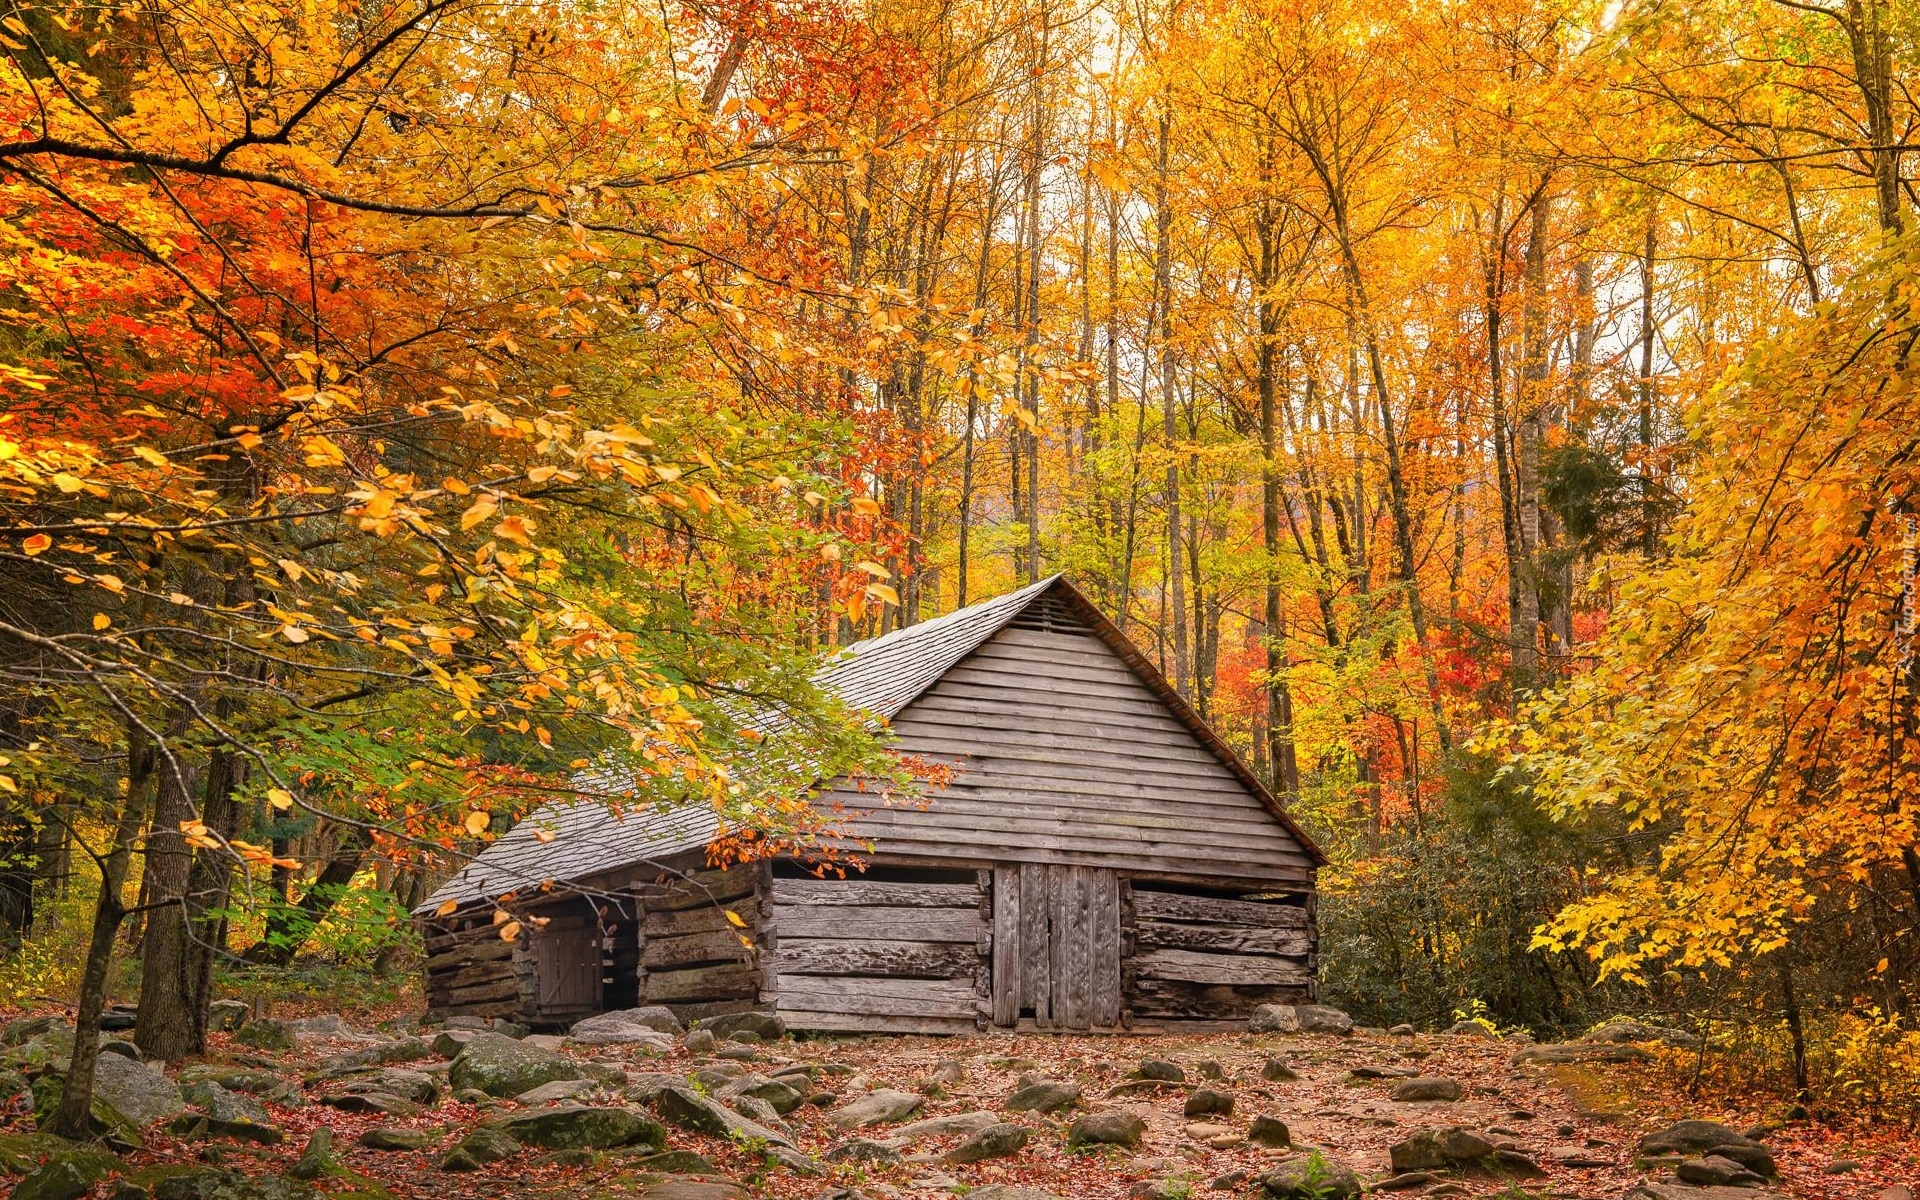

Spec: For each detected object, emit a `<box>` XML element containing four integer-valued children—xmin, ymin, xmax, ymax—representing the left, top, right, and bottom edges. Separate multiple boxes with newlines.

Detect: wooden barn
<box><xmin>415</xmin><ymin>576</ymin><xmax>1325</xmax><ymax>1034</ymax></box>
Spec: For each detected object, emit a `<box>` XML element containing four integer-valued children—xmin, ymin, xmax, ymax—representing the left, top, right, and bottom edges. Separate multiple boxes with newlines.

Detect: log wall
<box><xmin>1120</xmin><ymin>883</ymin><xmax>1314</xmax><ymax>1024</ymax></box>
<box><xmin>765</xmin><ymin>872</ymin><xmax>989</xmax><ymax>1035</ymax></box>
<box><xmin>632</xmin><ymin>862</ymin><xmax>767</xmax><ymax>1020</ymax></box>
<box><xmin>421</xmin><ymin>909</ymin><xmax>525</xmax><ymax>1021</ymax></box>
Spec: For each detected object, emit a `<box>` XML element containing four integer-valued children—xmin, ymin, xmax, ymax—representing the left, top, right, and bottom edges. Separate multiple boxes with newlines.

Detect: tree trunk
<box><xmin>51</xmin><ymin>718</ymin><xmax>156</xmax><ymax>1138</ymax></box>
<box><xmin>133</xmin><ymin>734</ymin><xmax>201</xmax><ymax>1062</ymax></box>
<box><xmin>1155</xmin><ymin>104</ymin><xmax>1188</xmax><ymax>698</ymax></box>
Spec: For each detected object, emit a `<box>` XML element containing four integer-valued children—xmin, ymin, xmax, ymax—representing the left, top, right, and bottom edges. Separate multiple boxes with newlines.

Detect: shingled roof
<box><xmin>417</xmin><ymin>576</ymin><xmax>1321</xmax><ymax>913</ymax></box>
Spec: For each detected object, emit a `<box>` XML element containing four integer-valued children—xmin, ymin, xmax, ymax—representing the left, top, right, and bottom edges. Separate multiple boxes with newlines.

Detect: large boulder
<box><xmin>893</xmin><ymin>1111</ymin><xmax>1001</xmax><ymax>1140</ymax></box>
<box><xmin>1183</xmin><ymin>1088</ymin><xmax>1234</xmax><ymax>1118</ymax></box>
<box><xmin>35</xmin><ymin>1052</ymin><xmax>186</xmax><ymax>1139</ymax></box>
<box><xmin>1584</xmin><ymin>1019</ymin><xmax>1701</xmax><ymax>1049</ymax></box>
<box><xmin>315</xmin><ymin>1038</ymin><xmax>434</xmax><ymax>1072</ymax></box>
<box><xmin>172</xmin><ymin>1081</ymin><xmax>283</xmax><ymax>1145</ymax></box>
<box><xmin>439</xmin><ymin>1127</ymin><xmax>521</xmax><ymax>1172</ymax></box>
<box><xmin>828</xmin><ymin>1088</ymin><xmax>923</xmax><ymax>1130</ymax></box>
<box><xmin>486</xmin><ymin>1104</ymin><xmax>667</xmax><ymax>1151</ymax></box>
<box><xmin>1259</xmin><ymin>1154</ymin><xmax>1362</xmax><ymax>1199</ymax></box>
<box><xmin>1389</xmin><ymin>1077</ymin><xmax>1464</xmax><ymax>1102</ymax></box>
<box><xmin>3</xmin><ymin>1017</ymin><xmax>70</xmax><ymax>1047</ymax></box>
<box><xmin>700</xmin><ymin>1012</ymin><xmax>784</xmax><ymax>1042</ymax></box>
<box><xmin>1389</xmin><ymin>1127</ymin><xmax>1495</xmax><ymax>1172</ymax></box>
<box><xmin>717</xmin><ymin>1074</ymin><xmax>804</xmax><ymax>1116</ymax></box>
<box><xmin>1065</xmin><ymin>1109</ymin><xmax>1145</xmax><ymax>1149</ymax></box>
<box><xmin>1677</xmin><ymin>1156</ymin><xmax>1767</xmax><ymax>1188</ymax></box>
<box><xmin>358</xmin><ymin>1127</ymin><xmax>436</xmax><ymax>1151</ymax></box>
<box><xmin>653</xmin><ymin>1085</ymin><xmax>792</xmax><ymax>1147</ymax></box>
<box><xmin>145</xmin><ymin>1167</ymin><xmax>318</xmax><ymax>1200</ymax></box>
<box><xmin>232</xmin><ymin>1020</ymin><xmax>296</xmax><ymax>1052</ymax></box>
<box><xmin>945</xmin><ymin>1123</ymin><xmax>1030</xmax><ymax>1163</ymax></box>
<box><xmin>207</xmin><ymin>1001</ymin><xmax>250</xmax><ymax>1033</ymax></box>
<box><xmin>1247</xmin><ymin>1005</ymin><xmax>1300</xmax><ymax>1034</ymax></box>
<box><xmin>1004</xmin><ymin>1078</ymin><xmax>1080</xmax><ymax>1113</ymax></box>
<box><xmin>1638</xmin><ymin>1120</ymin><xmax>1764</xmax><ymax>1159</ymax></box>
<box><xmin>447</xmin><ymin>1033</ymin><xmax>583</xmax><ymax>1099</ymax></box>
<box><xmin>1295</xmin><ymin>1005</ymin><xmax>1355</xmax><ymax>1035</ymax></box>
<box><xmin>12</xmin><ymin>1146</ymin><xmax>118</xmax><ymax>1200</ymax></box>
<box><xmin>569</xmin><ymin>1008</ymin><xmax>681</xmax><ymax>1046</ymax></box>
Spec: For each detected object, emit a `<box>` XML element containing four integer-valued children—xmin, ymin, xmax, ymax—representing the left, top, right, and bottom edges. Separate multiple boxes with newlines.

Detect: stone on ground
<box><xmin>1704</xmin><ymin>1142</ymin><xmax>1776</xmax><ymax>1176</ymax></box>
<box><xmin>631</xmin><ymin>1150</ymin><xmax>722</xmax><ymax>1175</ymax></box>
<box><xmin>823</xmin><ymin>1138</ymin><xmax>899</xmax><ymax>1165</ymax></box>
<box><xmin>316</xmin><ymin>1038</ymin><xmax>434</xmax><ymax>1072</ymax></box>
<box><xmin>1388</xmin><ymin>1126</ymin><xmax>1499</xmax><ymax>1171</ymax></box>
<box><xmin>1004</xmin><ymin>1078</ymin><xmax>1080</xmax><ymax>1113</ymax></box>
<box><xmin>1258</xmin><ymin>1153</ymin><xmax>1362</xmax><ymax>1199</ymax></box>
<box><xmin>828</xmin><ymin>1088</ymin><xmax>923</xmax><ymax>1129</ymax></box>
<box><xmin>515</xmin><ymin>1078</ymin><xmax>598</xmax><ymax>1105</ymax></box>
<box><xmin>447</xmin><ymin>1033</ymin><xmax>583</xmax><ymax>1098</ymax></box>
<box><xmin>961</xmin><ymin>1188</ymin><xmax>1071</xmax><ymax>1200</ymax></box>
<box><xmin>1637</xmin><ymin>1120</ymin><xmax>1762</xmax><ymax>1158</ymax></box>
<box><xmin>1676</xmin><ymin>1155</ymin><xmax>1766</xmax><ymax>1188</ymax></box>
<box><xmin>207</xmin><ymin>1001</ymin><xmax>249</xmax><ymax>1032</ymax></box>
<box><xmin>1513</xmin><ymin>1042</ymin><xmax>1650</xmax><ymax>1065</ymax></box>
<box><xmin>629</xmin><ymin>1179</ymin><xmax>749</xmax><ymax>1200</ymax></box>
<box><xmin>1065</xmin><ymin>1109</ymin><xmax>1145</xmax><ymax>1149</ymax></box>
<box><xmin>682</xmin><ymin>1029</ymin><xmax>717</xmax><ymax>1054</ymax></box>
<box><xmin>1443</xmin><ymin>1021</ymin><xmax>1495</xmax><ymax>1038</ymax></box>
<box><xmin>1389</xmin><ymin>1076</ymin><xmax>1464</xmax><ymax>1102</ymax></box>
<box><xmin>286</xmin><ymin>1015</ymin><xmax>376</xmax><ymax>1043</ymax></box>
<box><xmin>1247</xmin><ymin>1115</ymin><xmax>1290</xmax><ymax>1149</ymax></box>
<box><xmin>700</xmin><ymin>1012</ymin><xmax>784</xmax><ymax>1042</ymax></box>
<box><xmin>358</xmin><ymin>1126</ymin><xmax>435</xmax><ymax>1151</ymax></box>
<box><xmin>1295</xmin><ymin>1005</ymin><xmax>1355</xmax><ymax>1035</ymax></box>
<box><xmin>439</xmin><ymin>1126</ymin><xmax>521</xmax><ymax>1171</ymax></box>
<box><xmin>653</xmin><ymin>1085</ymin><xmax>792</xmax><ymax>1147</ymax></box>
<box><xmin>1583</xmin><ymin>1019</ymin><xmax>1701</xmax><ymax>1049</ymax></box>
<box><xmin>1247</xmin><ymin>1005</ymin><xmax>1300</xmax><ymax>1034</ymax></box>
<box><xmin>172</xmin><ymin>1080</ymin><xmax>282</xmax><ymax>1144</ymax></box>
<box><xmin>718</xmin><ymin>1074</ymin><xmax>804</xmax><ymax>1115</ymax></box>
<box><xmin>1182</xmin><ymin>1087</ymin><xmax>1233</xmax><ymax>1118</ymax></box>
<box><xmin>1259</xmin><ymin>1058</ymin><xmax>1299</xmax><ymax>1082</ymax></box>
<box><xmin>287</xmin><ymin>1129</ymin><xmax>336</xmax><ymax>1180</ymax></box>
<box><xmin>569</xmin><ymin>1006</ymin><xmax>682</xmax><ymax>1043</ymax></box>
<box><xmin>1625</xmin><ymin>1185</ymin><xmax>1790</xmax><ymax>1200</ymax></box>
<box><xmin>487</xmin><ymin>1103</ymin><xmax>666</xmax><ymax>1151</ymax></box>
<box><xmin>945</xmin><ymin>1122</ymin><xmax>1030</xmax><ymax>1163</ymax></box>
<box><xmin>232</xmin><ymin>1020</ymin><xmax>295</xmax><ymax>1052</ymax></box>
<box><xmin>891</xmin><ymin>1110</ymin><xmax>998</xmax><ymax>1141</ymax></box>
<box><xmin>1133</xmin><ymin>1060</ymin><xmax>1184</xmax><ymax>1082</ymax></box>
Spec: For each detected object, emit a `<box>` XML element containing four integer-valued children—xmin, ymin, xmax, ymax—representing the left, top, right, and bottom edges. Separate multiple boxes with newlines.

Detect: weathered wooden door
<box><xmin>991</xmin><ymin>864</ymin><xmax>1121</xmax><ymax>1029</ymax></box>
<box><xmin>535</xmin><ymin>923</ymin><xmax>602</xmax><ymax>1015</ymax></box>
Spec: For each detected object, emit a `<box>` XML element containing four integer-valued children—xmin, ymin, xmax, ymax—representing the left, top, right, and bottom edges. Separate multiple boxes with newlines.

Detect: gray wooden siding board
<box><xmin>1092</xmin><ymin>870</ymin><xmax>1122</xmax><ymax>1026</ymax></box>
<box><xmin>1020</xmin><ymin>863</ymin><xmax>1050</xmax><ymax>1026</ymax></box>
<box><xmin>992</xmin><ymin>867</ymin><xmax>1019</xmax><ymax>1027</ymax></box>
<box><xmin>836</xmin><ymin>809</ymin><xmax>1314</xmax><ymax>872</ymax></box>
<box><xmin>828</xmin><ymin>617</ymin><xmax>1314</xmax><ymax>886</ymax></box>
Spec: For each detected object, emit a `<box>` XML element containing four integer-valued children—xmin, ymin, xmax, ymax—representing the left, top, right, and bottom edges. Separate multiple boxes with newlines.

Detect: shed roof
<box><xmin>417</xmin><ymin>576</ymin><xmax>1322</xmax><ymax>913</ymax></box>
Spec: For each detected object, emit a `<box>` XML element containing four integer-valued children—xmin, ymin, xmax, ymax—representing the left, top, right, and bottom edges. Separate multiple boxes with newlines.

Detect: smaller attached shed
<box><xmin>418</xmin><ymin>576</ymin><xmax>1326</xmax><ymax>1033</ymax></box>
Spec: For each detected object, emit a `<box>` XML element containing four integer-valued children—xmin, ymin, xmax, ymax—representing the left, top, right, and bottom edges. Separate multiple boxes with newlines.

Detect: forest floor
<box><xmin>2</xmin><ymin>1001</ymin><xmax>1916</xmax><ymax>1200</ymax></box>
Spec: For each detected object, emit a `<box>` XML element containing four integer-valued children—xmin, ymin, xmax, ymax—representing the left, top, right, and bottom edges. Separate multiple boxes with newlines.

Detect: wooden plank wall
<box><xmin>826</xmin><ymin>620</ymin><xmax>1318</xmax><ymax>888</ymax></box>
<box><xmin>422</xmin><ymin>911</ymin><xmax>525</xmax><ymax>1020</ymax></box>
<box><xmin>767</xmin><ymin>875</ymin><xmax>989</xmax><ymax>1035</ymax></box>
<box><xmin>1122</xmin><ymin>884</ymin><xmax>1314</xmax><ymax>1023</ymax></box>
<box><xmin>633</xmin><ymin>863</ymin><xmax>766</xmax><ymax>1020</ymax></box>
